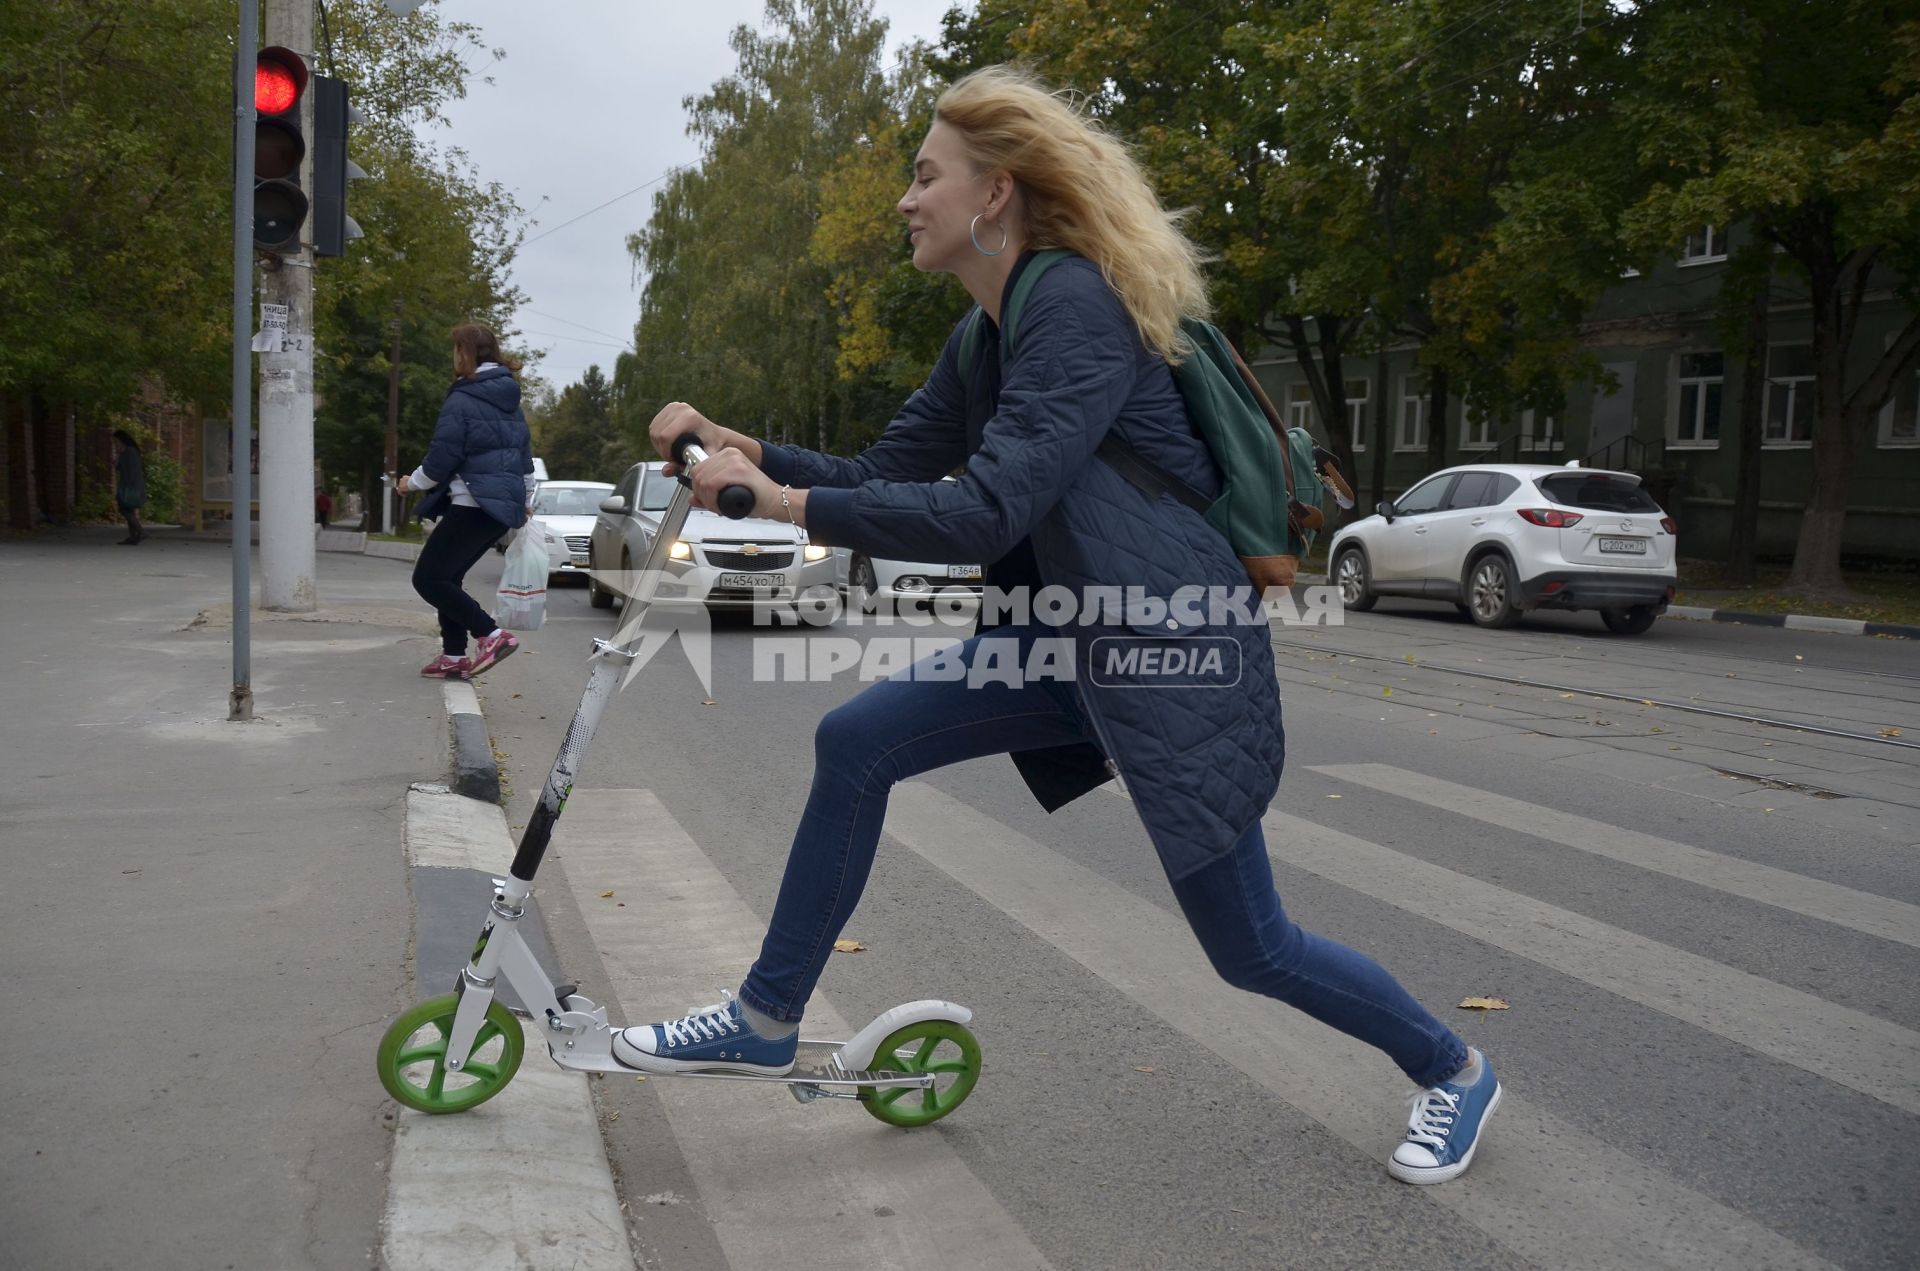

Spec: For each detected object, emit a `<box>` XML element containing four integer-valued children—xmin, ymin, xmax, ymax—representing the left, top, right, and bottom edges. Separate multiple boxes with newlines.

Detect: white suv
<box><xmin>1327</xmin><ymin>463</ymin><xmax>1678</xmax><ymax>634</ymax></box>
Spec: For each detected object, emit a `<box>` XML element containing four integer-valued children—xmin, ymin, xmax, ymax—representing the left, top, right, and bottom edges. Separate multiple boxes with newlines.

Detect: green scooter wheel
<box><xmin>859</xmin><ymin>1019</ymin><xmax>981</xmax><ymax>1128</ymax></box>
<box><xmin>377</xmin><ymin>993</ymin><xmax>524</xmax><ymax>1114</ymax></box>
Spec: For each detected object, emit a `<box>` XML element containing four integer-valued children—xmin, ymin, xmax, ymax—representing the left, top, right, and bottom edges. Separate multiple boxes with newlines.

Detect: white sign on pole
<box><xmin>251</xmin><ymin>301</ymin><xmax>290</xmax><ymax>352</ymax></box>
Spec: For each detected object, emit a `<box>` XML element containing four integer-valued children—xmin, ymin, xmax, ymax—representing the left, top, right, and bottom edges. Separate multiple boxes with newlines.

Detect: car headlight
<box><xmin>803</xmin><ymin>544</ymin><xmax>828</xmax><ymax>562</ymax></box>
<box><xmin>668</xmin><ymin>540</ymin><xmax>692</xmax><ymax>560</ymax></box>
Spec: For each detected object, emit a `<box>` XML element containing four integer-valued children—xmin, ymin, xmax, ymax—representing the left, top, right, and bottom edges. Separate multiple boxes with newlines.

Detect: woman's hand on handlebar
<box><xmin>650</xmin><ymin>402</ymin><xmax>763</xmax><ymax>477</ymax></box>
<box><xmin>686</xmin><ymin>447</ymin><xmax>791</xmax><ymax>521</ymax></box>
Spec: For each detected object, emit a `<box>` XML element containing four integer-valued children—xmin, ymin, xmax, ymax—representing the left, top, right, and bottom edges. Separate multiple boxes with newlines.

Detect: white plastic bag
<box><xmin>493</xmin><ymin>526</ymin><xmax>548</xmax><ymax>631</ymax></box>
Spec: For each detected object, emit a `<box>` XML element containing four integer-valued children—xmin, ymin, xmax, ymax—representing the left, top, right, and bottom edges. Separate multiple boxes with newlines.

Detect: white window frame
<box><xmin>1673</xmin><ymin>350</ymin><xmax>1725</xmax><ymax>449</ymax></box>
<box><xmin>1877</xmin><ymin>336</ymin><xmax>1920</xmax><ymax>448</ymax></box>
<box><xmin>1396</xmin><ymin>374</ymin><xmax>1428</xmax><ymax>451</ymax></box>
<box><xmin>1764</xmin><ymin>342</ymin><xmax>1815</xmax><ymax>448</ymax></box>
<box><xmin>1679</xmin><ymin>225</ymin><xmax>1727</xmax><ymax>267</ymax></box>
<box><xmin>1286</xmin><ymin>382</ymin><xmax>1315</xmax><ymax>433</ymax></box>
<box><xmin>1345</xmin><ymin>378</ymin><xmax>1369</xmax><ymax>451</ymax></box>
<box><xmin>1460</xmin><ymin>408</ymin><xmax>1496</xmax><ymax>451</ymax></box>
<box><xmin>1519</xmin><ymin>408</ymin><xmax>1561</xmax><ymax>452</ymax></box>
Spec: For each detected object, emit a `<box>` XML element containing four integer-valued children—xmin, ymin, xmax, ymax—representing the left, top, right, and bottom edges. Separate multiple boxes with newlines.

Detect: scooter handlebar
<box><xmin>670</xmin><ymin>434</ymin><xmax>756</xmax><ymax>520</ymax></box>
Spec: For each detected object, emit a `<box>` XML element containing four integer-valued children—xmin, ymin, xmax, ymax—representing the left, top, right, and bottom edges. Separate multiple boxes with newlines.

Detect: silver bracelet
<box><xmin>780</xmin><ymin>484</ymin><xmax>806</xmax><ymax>542</ymax></box>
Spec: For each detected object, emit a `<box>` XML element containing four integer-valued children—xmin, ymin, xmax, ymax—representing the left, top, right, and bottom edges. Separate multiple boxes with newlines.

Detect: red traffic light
<box><xmin>255</xmin><ymin>46</ymin><xmax>309</xmax><ymax>116</ymax></box>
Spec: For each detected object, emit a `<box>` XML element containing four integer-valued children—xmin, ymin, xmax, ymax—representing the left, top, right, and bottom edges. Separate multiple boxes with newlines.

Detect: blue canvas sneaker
<box><xmin>1388</xmin><ymin>1051</ymin><xmax>1501</xmax><ymax>1184</ymax></box>
<box><xmin>612</xmin><ymin>991</ymin><xmax>798</xmax><ymax>1076</ymax></box>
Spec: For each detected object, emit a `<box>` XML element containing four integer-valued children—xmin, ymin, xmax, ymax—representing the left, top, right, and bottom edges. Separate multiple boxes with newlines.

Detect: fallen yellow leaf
<box><xmin>1382</xmin><ymin>686</ymin><xmax>1393</xmax><ymax>697</ymax></box>
<box><xmin>1880</xmin><ymin>727</ymin><xmax>1904</xmax><ymax>739</ymax></box>
<box><xmin>701</xmin><ymin>698</ymin><xmax>716</xmax><ymax>706</ymax></box>
<box><xmin>598</xmin><ymin>889</ymin><xmax>614</xmax><ymax>898</ymax></box>
<box><xmin>1134</xmin><ymin>1066</ymin><xmax>1155</xmax><ymax>1073</ymax></box>
<box><xmin>833</xmin><ymin>938</ymin><xmax>866</xmax><ymax>953</ymax></box>
<box><xmin>1458</xmin><ymin>997</ymin><xmax>1510</xmax><ymax>1011</ymax></box>
<box><xmin>1559</xmin><ymin>693</ymin><xmax>1575</xmax><ymax>699</ymax></box>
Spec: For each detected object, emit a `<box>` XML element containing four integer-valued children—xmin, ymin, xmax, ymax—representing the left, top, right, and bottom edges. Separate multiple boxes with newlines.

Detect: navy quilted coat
<box><xmin>414</xmin><ymin>366</ymin><xmax>535</xmax><ymax>529</ymax></box>
<box><xmin>765</xmin><ymin>255</ymin><xmax>1286</xmax><ymax>880</ymax></box>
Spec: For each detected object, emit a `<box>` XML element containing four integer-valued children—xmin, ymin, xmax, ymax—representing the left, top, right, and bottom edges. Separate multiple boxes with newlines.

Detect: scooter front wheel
<box><xmin>377</xmin><ymin>993</ymin><xmax>524</xmax><ymax>1114</ymax></box>
<box><xmin>859</xmin><ymin>1018</ymin><xmax>981</xmax><ymax>1128</ymax></box>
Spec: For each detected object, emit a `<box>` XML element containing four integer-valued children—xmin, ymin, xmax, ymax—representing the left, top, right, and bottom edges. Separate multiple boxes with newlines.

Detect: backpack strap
<box><xmin>1096</xmin><ymin>434</ymin><xmax>1210</xmax><ymax>515</ymax></box>
<box><xmin>1224</xmin><ymin>343</ymin><xmax>1299</xmax><ymax>514</ymax></box>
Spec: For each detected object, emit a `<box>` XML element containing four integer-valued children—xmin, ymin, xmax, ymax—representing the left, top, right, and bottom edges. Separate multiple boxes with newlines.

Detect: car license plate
<box><xmin>948</xmin><ymin>564</ymin><xmax>983</xmax><ymax>580</ymax></box>
<box><xmin>1598</xmin><ymin>537</ymin><xmax>1647</xmax><ymax>555</ymax></box>
<box><xmin>570</xmin><ymin>555</ymin><xmax>589</xmax><ymax>566</ymax></box>
<box><xmin>717</xmin><ymin>572</ymin><xmax>781</xmax><ymax>589</ymax></box>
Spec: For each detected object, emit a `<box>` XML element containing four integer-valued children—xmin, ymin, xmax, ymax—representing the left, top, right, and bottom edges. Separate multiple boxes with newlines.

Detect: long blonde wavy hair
<box><xmin>936</xmin><ymin>66</ymin><xmax>1211</xmax><ymax>363</ymax></box>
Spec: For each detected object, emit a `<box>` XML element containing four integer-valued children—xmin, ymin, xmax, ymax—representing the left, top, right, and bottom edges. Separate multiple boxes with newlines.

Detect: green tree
<box><xmin>621</xmin><ymin>0</ymin><xmax>921</xmax><ymax>455</ymax></box>
<box><xmin>533</xmin><ymin>365</ymin><xmax>622</xmax><ymax>482</ymax></box>
<box><xmin>1619</xmin><ymin>0</ymin><xmax>1920</xmax><ymax>597</ymax></box>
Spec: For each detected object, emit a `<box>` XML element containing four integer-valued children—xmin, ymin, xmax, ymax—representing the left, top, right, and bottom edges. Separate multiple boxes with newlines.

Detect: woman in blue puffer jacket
<box><xmin>621</xmin><ymin>67</ymin><xmax>1501</xmax><ymax>1187</ymax></box>
<box><xmin>398</xmin><ymin>323</ymin><xmax>535</xmax><ymax>679</ymax></box>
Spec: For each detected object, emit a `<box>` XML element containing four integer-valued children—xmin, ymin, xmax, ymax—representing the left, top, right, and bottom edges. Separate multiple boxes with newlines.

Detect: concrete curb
<box><xmin>442</xmin><ymin>681</ymin><xmax>502</xmax><ymax>804</ymax></box>
<box><xmin>381</xmin><ymin>784</ymin><xmax>633</xmax><ymax>1271</ymax></box>
<box><xmin>1665</xmin><ymin>604</ymin><xmax>1920</xmax><ymax>640</ymax></box>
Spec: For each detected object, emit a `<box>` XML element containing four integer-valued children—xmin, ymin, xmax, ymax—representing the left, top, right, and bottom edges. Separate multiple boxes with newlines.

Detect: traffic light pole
<box><xmin>229</xmin><ymin>0</ymin><xmax>259</xmax><ymax>721</ymax></box>
<box><xmin>258</xmin><ymin>0</ymin><xmax>318</xmax><ymax>612</ymax></box>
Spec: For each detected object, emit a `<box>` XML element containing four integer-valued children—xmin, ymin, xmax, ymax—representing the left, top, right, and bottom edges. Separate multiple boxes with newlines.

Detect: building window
<box><xmin>1286</xmin><ymin>383</ymin><xmax>1315</xmax><ymax>432</ymax></box>
<box><xmin>1675</xmin><ymin>351</ymin><xmax>1724</xmax><ymax>446</ymax></box>
<box><xmin>1519</xmin><ymin>409</ymin><xmax>1560</xmax><ymax>452</ymax></box>
<box><xmin>1881</xmin><ymin>361</ymin><xmax>1920</xmax><ymax>448</ymax></box>
<box><xmin>1461</xmin><ymin>409</ymin><xmax>1496</xmax><ymax>450</ymax></box>
<box><xmin>1765</xmin><ymin>344</ymin><xmax>1815</xmax><ymax>445</ymax></box>
<box><xmin>1679</xmin><ymin>226</ymin><xmax>1726</xmax><ymax>266</ymax></box>
<box><xmin>1345</xmin><ymin>378</ymin><xmax>1369</xmax><ymax>450</ymax></box>
<box><xmin>1397</xmin><ymin>374</ymin><xmax>1428</xmax><ymax>450</ymax></box>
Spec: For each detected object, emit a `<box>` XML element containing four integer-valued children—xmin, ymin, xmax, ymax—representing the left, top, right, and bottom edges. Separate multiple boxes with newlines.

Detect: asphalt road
<box><xmin>470</xmin><ymin>563</ymin><xmax>1919</xmax><ymax>1271</ymax></box>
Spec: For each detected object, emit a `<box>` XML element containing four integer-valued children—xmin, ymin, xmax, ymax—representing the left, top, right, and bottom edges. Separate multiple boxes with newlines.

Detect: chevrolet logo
<box><xmin>740</xmin><ymin>543</ymin><xmax>761</xmax><ymax>556</ymax></box>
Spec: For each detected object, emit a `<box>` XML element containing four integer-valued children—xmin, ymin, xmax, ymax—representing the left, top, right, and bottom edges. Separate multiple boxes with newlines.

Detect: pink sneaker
<box><xmin>420</xmin><ymin>653</ymin><xmax>471</xmax><ymax>679</ymax></box>
<box><xmin>468</xmin><ymin>629</ymin><xmax>518</xmax><ymax>677</ymax></box>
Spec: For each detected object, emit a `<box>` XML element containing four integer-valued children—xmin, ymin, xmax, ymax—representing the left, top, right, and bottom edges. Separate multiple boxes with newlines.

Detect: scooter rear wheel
<box><xmin>859</xmin><ymin>1019</ymin><xmax>981</xmax><ymax>1127</ymax></box>
<box><xmin>377</xmin><ymin>993</ymin><xmax>524</xmax><ymax>1114</ymax></box>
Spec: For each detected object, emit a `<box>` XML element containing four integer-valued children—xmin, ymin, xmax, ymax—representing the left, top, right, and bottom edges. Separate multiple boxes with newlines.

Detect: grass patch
<box><xmin>368</xmin><ymin>525</ymin><xmax>424</xmax><ymax>543</ymax></box>
<box><xmin>1675</xmin><ymin>558</ymin><xmax>1920</xmax><ymax>627</ymax></box>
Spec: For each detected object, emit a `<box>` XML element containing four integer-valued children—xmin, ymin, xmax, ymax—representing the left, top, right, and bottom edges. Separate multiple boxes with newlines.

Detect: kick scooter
<box><xmin>376</xmin><ymin>438</ymin><xmax>983</xmax><ymax>1127</ymax></box>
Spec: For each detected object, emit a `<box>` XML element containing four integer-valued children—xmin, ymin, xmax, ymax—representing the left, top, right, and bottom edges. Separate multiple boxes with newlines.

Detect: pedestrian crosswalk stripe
<box><xmin>553</xmin><ymin>789</ymin><xmax>1054</xmax><ymax>1271</ymax></box>
<box><xmin>1309</xmin><ymin>763</ymin><xmax>1920</xmax><ymax>949</ymax></box>
<box><xmin>1250</xmin><ymin>804</ymin><xmax>1920</xmax><ymax>1115</ymax></box>
<box><xmin>888</xmin><ymin>782</ymin><xmax>1833</xmax><ymax>1271</ymax></box>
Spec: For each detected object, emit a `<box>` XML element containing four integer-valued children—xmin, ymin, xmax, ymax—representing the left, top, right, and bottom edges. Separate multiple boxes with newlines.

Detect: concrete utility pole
<box><xmin>258</xmin><ymin>0</ymin><xmax>318</xmax><ymax>611</ymax></box>
<box><xmin>385</xmin><ymin>308</ymin><xmax>402</xmax><ymax>535</ymax></box>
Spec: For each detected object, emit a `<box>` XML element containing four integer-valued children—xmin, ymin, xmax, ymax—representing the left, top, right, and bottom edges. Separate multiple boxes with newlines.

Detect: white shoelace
<box><xmin>1403</xmin><ymin>1086</ymin><xmax>1462</xmax><ymax>1151</ymax></box>
<box><xmin>660</xmin><ymin>990</ymin><xmax>742</xmax><ymax>1049</ymax></box>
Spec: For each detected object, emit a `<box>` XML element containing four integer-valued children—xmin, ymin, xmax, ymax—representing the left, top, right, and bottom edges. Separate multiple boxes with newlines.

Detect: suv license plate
<box><xmin>948</xmin><ymin>564</ymin><xmax>983</xmax><ymax>580</ymax></box>
<box><xmin>1598</xmin><ymin>537</ymin><xmax>1647</xmax><ymax>555</ymax></box>
<box><xmin>718</xmin><ymin>572</ymin><xmax>781</xmax><ymax>589</ymax></box>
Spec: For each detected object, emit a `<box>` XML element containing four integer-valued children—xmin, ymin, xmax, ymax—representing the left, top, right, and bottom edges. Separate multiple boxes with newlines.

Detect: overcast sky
<box><xmin>426</xmin><ymin>0</ymin><xmax>961</xmax><ymax>391</ymax></box>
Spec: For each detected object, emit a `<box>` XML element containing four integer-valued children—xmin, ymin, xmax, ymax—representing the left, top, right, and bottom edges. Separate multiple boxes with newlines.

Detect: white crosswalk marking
<box><xmin>1309</xmin><ymin>763</ymin><xmax>1920</xmax><ymax>948</ymax></box>
<box><xmin>553</xmin><ymin>789</ymin><xmax>1053</xmax><ymax>1271</ymax></box>
<box><xmin>1254</xmin><ymin>804</ymin><xmax>1920</xmax><ymax>1115</ymax></box>
<box><xmin>887</xmin><ymin>782</ymin><xmax>1833</xmax><ymax>1270</ymax></box>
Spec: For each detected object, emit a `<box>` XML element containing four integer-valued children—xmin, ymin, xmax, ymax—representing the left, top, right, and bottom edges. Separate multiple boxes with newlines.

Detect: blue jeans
<box><xmin>739</xmin><ymin>627</ymin><xmax>1469</xmax><ymax>1087</ymax></box>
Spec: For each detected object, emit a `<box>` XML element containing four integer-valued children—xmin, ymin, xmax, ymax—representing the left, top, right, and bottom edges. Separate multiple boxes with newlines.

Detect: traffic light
<box><xmin>253</xmin><ymin>46</ymin><xmax>310</xmax><ymax>253</ymax></box>
<box><xmin>311</xmin><ymin>76</ymin><xmax>365</xmax><ymax>258</ymax></box>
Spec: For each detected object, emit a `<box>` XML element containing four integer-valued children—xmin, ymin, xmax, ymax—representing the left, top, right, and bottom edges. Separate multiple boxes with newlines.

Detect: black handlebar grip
<box><xmin>671</xmin><ymin>433</ymin><xmax>757</xmax><ymax>520</ymax></box>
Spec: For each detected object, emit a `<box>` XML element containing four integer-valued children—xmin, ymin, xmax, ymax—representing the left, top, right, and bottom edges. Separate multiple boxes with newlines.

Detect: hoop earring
<box><xmin>970</xmin><ymin>212</ymin><xmax>1007</xmax><ymax>257</ymax></box>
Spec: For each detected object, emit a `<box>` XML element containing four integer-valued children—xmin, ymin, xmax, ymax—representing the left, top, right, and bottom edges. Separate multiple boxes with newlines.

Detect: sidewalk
<box><xmin>0</xmin><ymin>529</ymin><xmax>460</xmax><ymax>1266</ymax></box>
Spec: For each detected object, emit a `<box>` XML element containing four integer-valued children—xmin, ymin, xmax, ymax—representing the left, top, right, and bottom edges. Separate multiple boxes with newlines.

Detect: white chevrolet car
<box><xmin>1327</xmin><ymin>463</ymin><xmax>1678</xmax><ymax>634</ymax></box>
<box><xmin>586</xmin><ymin>461</ymin><xmax>835</xmax><ymax>610</ymax></box>
<box><xmin>525</xmin><ymin>480</ymin><xmax>615</xmax><ymax>577</ymax></box>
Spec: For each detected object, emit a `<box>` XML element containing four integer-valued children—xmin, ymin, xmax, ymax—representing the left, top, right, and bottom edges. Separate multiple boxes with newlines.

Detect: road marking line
<box><xmin>1309</xmin><ymin>763</ymin><xmax>1920</xmax><ymax>948</ymax></box>
<box><xmin>555</xmin><ymin>789</ymin><xmax>1053</xmax><ymax>1271</ymax></box>
<box><xmin>1252</xmin><ymin>804</ymin><xmax>1920</xmax><ymax>1116</ymax></box>
<box><xmin>891</xmin><ymin>783</ymin><xmax>1831</xmax><ymax>1270</ymax></box>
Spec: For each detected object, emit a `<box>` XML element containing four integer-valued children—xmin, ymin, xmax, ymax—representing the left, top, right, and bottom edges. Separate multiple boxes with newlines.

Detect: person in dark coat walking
<box><xmin>619</xmin><ymin>67</ymin><xmax>1499</xmax><ymax>1185</ymax></box>
<box><xmin>398</xmin><ymin>323</ymin><xmax>535</xmax><ymax>680</ymax></box>
<box><xmin>112</xmin><ymin>429</ymin><xmax>146</xmax><ymax>545</ymax></box>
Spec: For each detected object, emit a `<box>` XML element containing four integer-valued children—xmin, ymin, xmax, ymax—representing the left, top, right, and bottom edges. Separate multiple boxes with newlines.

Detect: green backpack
<box><xmin>960</xmin><ymin>249</ymin><xmax>1338</xmax><ymax>590</ymax></box>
